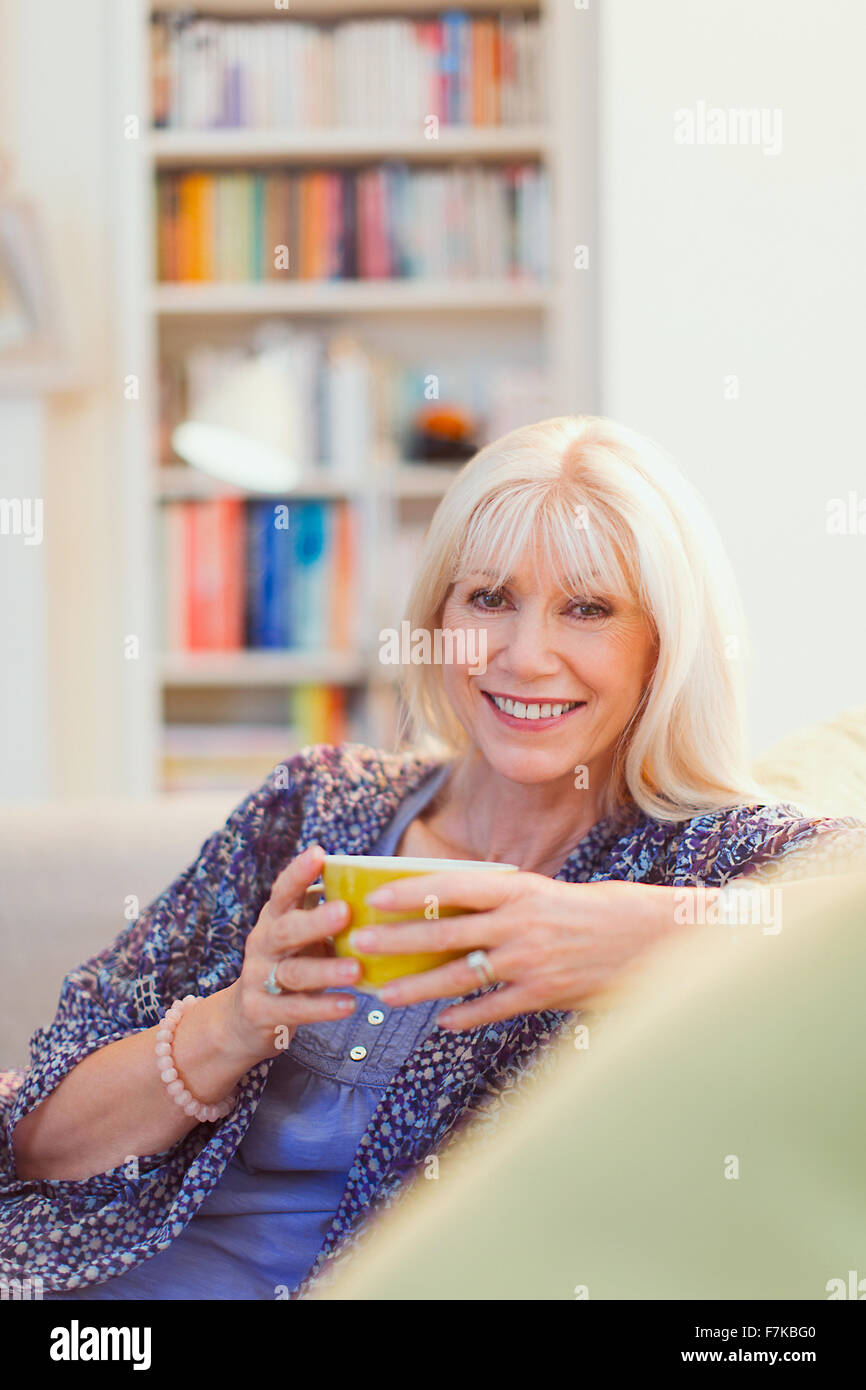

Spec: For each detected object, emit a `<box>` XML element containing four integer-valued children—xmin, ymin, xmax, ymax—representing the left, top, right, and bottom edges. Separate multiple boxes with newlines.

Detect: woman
<box><xmin>2</xmin><ymin>414</ymin><xmax>863</xmax><ymax>1300</ymax></box>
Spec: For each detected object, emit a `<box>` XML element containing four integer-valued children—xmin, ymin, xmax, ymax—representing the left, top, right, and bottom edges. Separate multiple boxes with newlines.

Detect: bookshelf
<box><xmin>110</xmin><ymin>0</ymin><xmax>597</xmax><ymax>795</ymax></box>
<box><xmin>150</xmin><ymin>280</ymin><xmax>549</xmax><ymax>315</ymax></box>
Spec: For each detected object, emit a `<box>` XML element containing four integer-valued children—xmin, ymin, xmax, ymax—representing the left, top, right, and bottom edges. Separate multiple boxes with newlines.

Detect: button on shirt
<box><xmin>48</xmin><ymin>760</ymin><xmax>457</xmax><ymax>1302</ymax></box>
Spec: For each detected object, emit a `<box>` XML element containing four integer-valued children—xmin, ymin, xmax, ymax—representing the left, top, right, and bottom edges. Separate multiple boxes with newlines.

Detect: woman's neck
<box><xmin>423</xmin><ymin>749</ymin><xmax>620</xmax><ymax>875</ymax></box>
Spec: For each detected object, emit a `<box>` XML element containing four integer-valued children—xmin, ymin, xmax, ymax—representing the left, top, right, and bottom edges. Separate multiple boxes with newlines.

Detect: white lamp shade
<box><xmin>172</xmin><ymin>352</ymin><xmax>302</xmax><ymax>492</ymax></box>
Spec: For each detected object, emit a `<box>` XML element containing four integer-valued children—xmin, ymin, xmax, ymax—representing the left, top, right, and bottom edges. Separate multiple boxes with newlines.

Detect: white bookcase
<box><xmin>108</xmin><ymin>0</ymin><xmax>597</xmax><ymax>795</ymax></box>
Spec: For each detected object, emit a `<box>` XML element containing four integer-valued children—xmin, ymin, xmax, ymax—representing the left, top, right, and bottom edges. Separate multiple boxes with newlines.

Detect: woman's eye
<box><xmin>468</xmin><ymin>588</ymin><xmax>506</xmax><ymax>609</ymax></box>
<box><xmin>466</xmin><ymin>589</ymin><xmax>609</xmax><ymax>620</ymax></box>
<box><xmin>571</xmin><ymin>600</ymin><xmax>609</xmax><ymax>620</ymax></box>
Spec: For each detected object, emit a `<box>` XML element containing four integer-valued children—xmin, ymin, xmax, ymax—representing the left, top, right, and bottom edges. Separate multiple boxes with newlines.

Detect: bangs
<box><xmin>449</xmin><ymin>486</ymin><xmax>642</xmax><ymax>607</ymax></box>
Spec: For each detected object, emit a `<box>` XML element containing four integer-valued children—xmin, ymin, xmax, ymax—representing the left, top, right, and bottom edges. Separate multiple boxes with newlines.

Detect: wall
<box><xmin>599</xmin><ymin>0</ymin><xmax>866</xmax><ymax>755</ymax></box>
<box><xmin>0</xmin><ymin>0</ymin><xmax>125</xmax><ymax>795</ymax></box>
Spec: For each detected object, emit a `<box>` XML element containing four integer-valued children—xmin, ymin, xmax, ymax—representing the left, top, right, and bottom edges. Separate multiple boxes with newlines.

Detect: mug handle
<box><xmin>303</xmin><ymin>881</ymin><xmax>325</xmax><ymax>911</ymax></box>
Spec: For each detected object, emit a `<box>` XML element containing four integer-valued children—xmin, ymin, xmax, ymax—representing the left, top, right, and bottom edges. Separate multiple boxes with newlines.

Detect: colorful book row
<box><xmin>159</xmin><ymin>497</ymin><xmax>359</xmax><ymax>653</ymax></box>
<box><xmin>151</xmin><ymin>12</ymin><xmax>543</xmax><ymax>131</ymax></box>
<box><xmin>161</xmin><ymin>704</ymin><xmax>349</xmax><ymax>791</ymax></box>
<box><xmin>155</xmin><ymin>163</ymin><xmax>549</xmax><ymax>282</ymax></box>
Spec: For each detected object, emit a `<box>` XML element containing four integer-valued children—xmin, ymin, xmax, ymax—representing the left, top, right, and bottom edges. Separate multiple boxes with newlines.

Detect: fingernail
<box><xmin>326</xmin><ymin>900</ymin><xmax>348</xmax><ymax>925</ymax></box>
<box><xmin>350</xmin><ymin>928</ymin><xmax>377</xmax><ymax>949</ymax></box>
<box><xmin>366</xmin><ymin>886</ymin><xmax>395</xmax><ymax>906</ymax></box>
<box><xmin>337</xmin><ymin>959</ymin><xmax>359</xmax><ymax>979</ymax></box>
<box><xmin>336</xmin><ymin>997</ymin><xmax>356</xmax><ymax>1012</ymax></box>
<box><xmin>305</xmin><ymin>843</ymin><xmax>324</xmax><ymax>863</ymax></box>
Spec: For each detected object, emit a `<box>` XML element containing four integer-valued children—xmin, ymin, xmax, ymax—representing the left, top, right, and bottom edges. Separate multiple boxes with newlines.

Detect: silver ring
<box><xmin>263</xmin><ymin>962</ymin><xmax>286</xmax><ymax>996</ymax></box>
<box><xmin>465</xmin><ymin>949</ymin><xmax>497</xmax><ymax>987</ymax></box>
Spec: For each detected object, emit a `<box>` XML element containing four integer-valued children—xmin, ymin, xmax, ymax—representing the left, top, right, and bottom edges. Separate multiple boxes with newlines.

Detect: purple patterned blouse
<box><xmin>1</xmin><ymin>742</ymin><xmax>863</xmax><ymax>1299</ymax></box>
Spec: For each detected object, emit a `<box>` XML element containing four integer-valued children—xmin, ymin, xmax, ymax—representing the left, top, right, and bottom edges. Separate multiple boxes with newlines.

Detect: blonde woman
<box><xmin>3</xmin><ymin>416</ymin><xmax>863</xmax><ymax>1301</ymax></box>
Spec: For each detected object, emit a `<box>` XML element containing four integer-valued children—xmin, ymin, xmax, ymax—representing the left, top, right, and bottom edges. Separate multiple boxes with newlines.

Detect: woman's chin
<box><xmin>473</xmin><ymin>738</ymin><xmax>588</xmax><ymax>786</ymax></box>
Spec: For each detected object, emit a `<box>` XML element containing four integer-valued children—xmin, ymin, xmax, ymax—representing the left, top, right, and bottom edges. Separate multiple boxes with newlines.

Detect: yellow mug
<box><xmin>320</xmin><ymin>853</ymin><xmax>519</xmax><ymax>990</ymax></box>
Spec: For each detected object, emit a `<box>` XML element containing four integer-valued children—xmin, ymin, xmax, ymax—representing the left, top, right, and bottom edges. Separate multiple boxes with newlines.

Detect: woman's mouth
<box><xmin>481</xmin><ymin>690</ymin><xmax>587</xmax><ymax>728</ymax></box>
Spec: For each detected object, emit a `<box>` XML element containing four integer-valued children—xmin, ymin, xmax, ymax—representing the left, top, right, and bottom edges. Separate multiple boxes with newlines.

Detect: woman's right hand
<box><xmin>219</xmin><ymin>843</ymin><xmax>361</xmax><ymax>1064</ymax></box>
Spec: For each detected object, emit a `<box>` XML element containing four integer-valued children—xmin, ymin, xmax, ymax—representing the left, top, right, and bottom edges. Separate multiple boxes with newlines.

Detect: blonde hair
<box><xmin>394</xmin><ymin>414</ymin><xmax>762</xmax><ymax>823</ymax></box>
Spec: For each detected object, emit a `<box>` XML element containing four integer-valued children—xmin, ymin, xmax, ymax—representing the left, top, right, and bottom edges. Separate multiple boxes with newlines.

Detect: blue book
<box><xmin>246</xmin><ymin>500</ymin><xmax>294</xmax><ymax>649</ymax></box>
<box><xmin>384</xmin><ymin>162</ymin><xmax>410</xmax><ymax>278</ymax></box>
<box><xmin>267</xmin><ymin>501</ymin><xmax>295</xmax><ymax>647</ymax></box>
<box><xmin>244</xmin><ymin>501</ymin><xmax>269</xmax><ymax>647</ymax></box>
<box><xmin>443</xmin><ymin>12</ymin><xmax>469</xmax><ymax>124</ymax></box>
<box><xmin>291</xmin><ymin>503</ymin><xmax>328</xmax><ymax>649</ymax></box>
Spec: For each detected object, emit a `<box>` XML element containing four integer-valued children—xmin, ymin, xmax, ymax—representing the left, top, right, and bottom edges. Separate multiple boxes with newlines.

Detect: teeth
<box><xmin>490</xmin><ymin>694</ymin><xmax>581</xmax><ymax>719</ymax></box>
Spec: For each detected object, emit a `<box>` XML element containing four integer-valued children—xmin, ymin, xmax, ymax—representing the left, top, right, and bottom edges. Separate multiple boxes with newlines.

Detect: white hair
<box><xmin>395</xmin><ymin>414</ymin><xmax>762</xmax><ymax>822</ymax></box>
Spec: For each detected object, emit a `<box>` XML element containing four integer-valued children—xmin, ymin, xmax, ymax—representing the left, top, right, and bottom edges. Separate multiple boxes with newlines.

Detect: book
<box><xmin>185</xmin><ymin>496</ymin><xmax>245</xmax><ymax>650</ymax></box>
<box><xmin>157</xmin><ymin>161</ymin><xmax>549</xmax><ymax>284</ymax></box>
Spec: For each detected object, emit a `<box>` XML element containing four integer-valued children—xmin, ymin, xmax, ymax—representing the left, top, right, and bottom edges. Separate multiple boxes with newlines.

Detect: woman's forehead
<box><xmin>452</xmin><ymin>559</ymin><xmax>628</xmax><ymax>594</ymax></box>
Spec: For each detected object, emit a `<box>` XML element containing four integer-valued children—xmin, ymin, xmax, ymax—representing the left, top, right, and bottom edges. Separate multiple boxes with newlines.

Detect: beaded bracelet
<box><xmin>155</xmin><ymin>995</ymin><xmax>238</xmax><ymax>1124</ymax></box>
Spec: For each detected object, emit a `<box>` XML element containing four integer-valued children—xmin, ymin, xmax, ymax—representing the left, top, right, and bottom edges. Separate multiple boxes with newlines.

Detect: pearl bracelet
<box><xmin>155</xmin><ymin>995</ymin><xmax>238</xmax><ymax>1124</ymax></box>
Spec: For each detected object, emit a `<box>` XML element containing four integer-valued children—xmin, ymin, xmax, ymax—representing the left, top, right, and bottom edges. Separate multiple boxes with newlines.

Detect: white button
<box><xmin>349</xmin><ymin>1045</ymin><xmax>367</xmax><ymax>1061</ymax></box>
<box><xmin>367</xmin><ymin>1009</ymin><xmax>385</xmax><ymax>1025</ymax></box>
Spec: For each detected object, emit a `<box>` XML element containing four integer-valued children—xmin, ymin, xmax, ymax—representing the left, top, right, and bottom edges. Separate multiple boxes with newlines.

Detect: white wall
<box><xmin>0</xmin><ymin>0</ymin><xmax>125</xmax><ymax>795</ymax></box>
<box><xmin>599</xmin><ymin>0</ymin><xmax>866</xmax><ymax>756</ymax></box>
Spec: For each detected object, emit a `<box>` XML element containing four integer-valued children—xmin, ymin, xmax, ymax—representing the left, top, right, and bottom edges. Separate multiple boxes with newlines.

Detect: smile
<box><xmin>481</xmin><ymin>690</ymin><xmax>587</xmax><ymax>724</ymax></box>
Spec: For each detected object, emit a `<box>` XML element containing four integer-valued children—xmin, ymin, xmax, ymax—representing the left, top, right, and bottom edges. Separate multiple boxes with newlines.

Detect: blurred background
<box><xmin>0</xmin><ymin>0</ymin><xmax>864</xmax><ymax>805</ymax></box>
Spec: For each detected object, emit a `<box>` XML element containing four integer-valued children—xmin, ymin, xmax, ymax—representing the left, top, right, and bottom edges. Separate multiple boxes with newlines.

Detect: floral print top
<box><xmin>1</xmin><ymin>741</ymin><xmax>863</xmax><ymax>1299</ymax></box>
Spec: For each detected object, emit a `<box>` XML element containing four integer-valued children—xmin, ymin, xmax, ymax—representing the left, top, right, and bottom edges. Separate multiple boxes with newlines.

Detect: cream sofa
<box><xmin>0</xmin><ymin>791</ymin><xmax>237</xmax><ymax>1068</ymax></box>
<box><xmin>1</xmin><ymin>706</ymin><xmax>865</xmax><ymax>1069</ymax></box>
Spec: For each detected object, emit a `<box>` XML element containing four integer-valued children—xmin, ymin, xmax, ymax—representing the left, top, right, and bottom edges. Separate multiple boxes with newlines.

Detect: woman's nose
<box><xmin>499</xmin><ymin>613</ymin><xmax>562</xmax><ymax>675</ymax></box>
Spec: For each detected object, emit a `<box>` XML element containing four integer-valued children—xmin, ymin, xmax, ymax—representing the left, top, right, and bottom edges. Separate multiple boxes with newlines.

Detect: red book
<box><xmin>214</xmin><ymin>497</ymin><xmax>244</xmax><ymax>648</ymax></box>
<box><xmin>186</xmin><ymin>499</ymin><xmax>245</xmax><ymax>650</ymax></box>
<box><xmin>329</xmin><ymin>686</ymin><xmax>347</xmax><ymax>743</ymax></box>
<box><xmin>369</xmin><ymin>167</ymin><xmax>389</xmax><ymax>278</ymax></box>
<box><xmin>356</xmin><ymin>169</ymin><xmax>370</xmax><ymax>278</ymax></box>
<box><xmin>415</xmin><ymin>21</ymin><xmax>442</xmax><ymax>123</ymax></box>
<box><xmin>330</xmin><ymin>501</ymin><xmax>357</xmax><ymax>648</ymax></box>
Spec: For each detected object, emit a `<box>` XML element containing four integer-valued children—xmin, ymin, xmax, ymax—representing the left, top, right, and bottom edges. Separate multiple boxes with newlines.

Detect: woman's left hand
<box><xmin>347</xmin><ymin>871</ymin><xmax>688</xmax><ymax>1029</ymax></box>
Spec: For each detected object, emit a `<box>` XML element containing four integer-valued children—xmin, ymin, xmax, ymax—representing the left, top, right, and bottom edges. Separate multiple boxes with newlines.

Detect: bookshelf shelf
<box><xmin>156</xmin><ymin>463</ymin><xmax>463</xmax><ymax>500</ymax></box>
<box><xmin>112</xmin><ymin>0</ymin><xmax>595</xmax><ymax>791</ymax></box>
<box><xmin>150</xmin><ymin>127</ymin><xmax>550</xmax><ymax>168</ymax></box>
<box><xmin>161</xmin><ymin>650</ymin><xmax>369</xmax><ymax>687</ymax></box>
<box><xmin>150</xmin><ymin>280</ymin><xmax>550</xmax><ymax>317</ymax></box>
<box><xmin>152</xmin><ymin>1</ymin><xmax>540</xmax><ymax>15</ymax></box>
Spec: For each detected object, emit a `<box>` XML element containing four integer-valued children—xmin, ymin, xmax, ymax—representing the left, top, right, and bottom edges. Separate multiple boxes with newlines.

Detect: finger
<box><xmin>362</xmin><ymin>869</ymin><xmax>528</xmax><ymax>914</ymax></box>
<box><xmin>433</xmin><ymin>983</ymin><xmax>548</xmax><ymax>1031</ymax></box>
<box><xmin>348</xmin><ymin>911</ymin><xmax>498</xmax><ymax>957</ymax></box>
<box><xmin>298</xmin><ymin>936</ymin><xmax>337</xmax><ymax>959</ymax></box>
<box><xmin>268</xmin><ymin>844</ymin><xmax>327</xmax><ymax>917</ymax></box>
<box><xmin>264</xmin><ymin>899</ymin><xmax>349</xmax><ymax>958</ymax></box>
<box><xmin>269</xmin><ymin>990</ymin><xmax>361</xmax><ymax>1026</ymax></box>
<box><xmin>375</xmin><ymin>946</ymin><xmax>512</xmax><ymax>1008</ymax></box>
<box><xmin>269</xmin><ymin>953</ymin><xmax>361</xmax><ymax>994</ymax></box>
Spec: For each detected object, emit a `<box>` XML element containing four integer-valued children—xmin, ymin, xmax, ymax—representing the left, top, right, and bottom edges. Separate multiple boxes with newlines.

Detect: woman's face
<box><xmin>439</xmin><ymin>544</ymin><xmax>657</xmax><ymax>788</ymax></box>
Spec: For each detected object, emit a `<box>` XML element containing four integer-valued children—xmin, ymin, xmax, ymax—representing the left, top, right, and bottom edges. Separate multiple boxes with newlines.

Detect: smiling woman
<box><xmin>399</xmin><ymin>413</ymin><xmax>759</xmax><ymax>825</ymax></box>
<box><xmin>3</xmin><ymin>414</ymin><xmax>865</xmax><ymax>1304</ymax></box>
